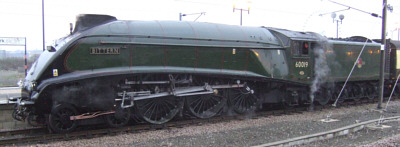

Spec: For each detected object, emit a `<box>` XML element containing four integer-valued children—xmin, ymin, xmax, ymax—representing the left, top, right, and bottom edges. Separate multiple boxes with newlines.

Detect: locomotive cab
<box><xmin>291</xmin><ymin>41</ymin><xmax>313</xmax><ymax>82</ymax></box>
<box><xmin>268</xmin><ymin>28</ymin><xmax>320</xmax><ymax>84</ymax></box>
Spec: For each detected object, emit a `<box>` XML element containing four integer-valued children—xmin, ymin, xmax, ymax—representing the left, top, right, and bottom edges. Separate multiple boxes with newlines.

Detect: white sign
<box><xmin>0</xmin><ymin>37</ymin><xmax>25</xmax><ymax>46</ymax></box>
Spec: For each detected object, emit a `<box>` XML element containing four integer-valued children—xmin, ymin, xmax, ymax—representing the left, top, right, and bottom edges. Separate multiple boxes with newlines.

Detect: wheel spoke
<box><xmin>143</xmin><ymin>102</ymin><xmax>156</xmax><ymax>117</ymax></box>
<box><xmin>228</xmin><ymin>83</ymin><xmax>259</xmax><ymax>114</ymax></box>
<box><xmin>136</xmin><ymin>96</ymin><xmax>180</xmax><ymax>124</ymax></box>
<box><xmin>49</xmin><ymin>104</ymin><xmax>78</xmax><ymax>133</ymax></box>
<box><xmin>184</xmin><ymin>77</ymin><xmax>226</xmax><ymax>119</ymax></box>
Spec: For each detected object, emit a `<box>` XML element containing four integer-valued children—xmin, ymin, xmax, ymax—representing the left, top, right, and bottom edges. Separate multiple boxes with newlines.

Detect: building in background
<box><xmin>0</xmin><ymin>50</ymin><xmax>5</xmax><ymax>58</ymax></box>
<box><xmin>0</xmin><ymin>50</ymin><xmax>42</xmax><ymax>59</ymax></box>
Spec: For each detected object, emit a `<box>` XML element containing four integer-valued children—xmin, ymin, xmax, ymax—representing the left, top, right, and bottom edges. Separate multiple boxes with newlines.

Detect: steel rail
<box><xmin>0</xmin><ymin>127</ymin><xmax>44</xmax><ymax>137</ymax></box>
<box><xmin>252</xmin><ymin>115</ymin><xmax>400</xmax><ymax>147</ymax></box>
<box><xmin>0</xmin><ymin>97</ymin><xmax>389</xmax><ymax>146</ymax></box>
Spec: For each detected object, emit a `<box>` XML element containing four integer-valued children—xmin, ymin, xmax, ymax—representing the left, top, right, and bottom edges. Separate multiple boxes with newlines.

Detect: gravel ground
<box><xmin>362</xmin><ymin>133</ymin><xmax>400</xmax><ymax>147</ymax></box>
<box><xmin>32</xmin><ymin>100</ymin><xmax>400</xmax><ymax>147</ymax></box>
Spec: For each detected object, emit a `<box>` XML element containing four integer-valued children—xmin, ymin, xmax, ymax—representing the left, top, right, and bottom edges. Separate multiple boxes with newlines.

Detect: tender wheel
<box><xmin>333</xmin><ymin>86</ymin><xmax>345</xmax><ymax>104</ymax></box>
<box><xmin>105</xmin><ymin>106</ymin><xmax>131</xmax><ymax>128</ymax></box>
<box><xmin>281</xmin><ymin>99</ymin><xmax>294</xmax><ymax>109</ymax></box>
<box><xmin>351</xmin><ymin>84</ymin><xmax>362</xmax><ymax>101</ymax></box>
<box><xmin>135</xmin><ymin>96</ymin><xmax>182</xmax><ymax>124</ymax></box>
<box><xmin>48</xmin><ymin>104</ymin><xmax>78</xmax><ymax>133</ymax></box>
<box><xmin>365</xmin><ymin>84</ymin><xmax>377</xmax><ymax>100</ymax></box>
<box><xmin>228</xmin><ymin>82</ymin><xmax>259</xmax><ymax>114</ymax></box>
<box><xmin>316</xmin><ymin>89</ymin><xmax>331</xmax><ymax>105</ymax></box>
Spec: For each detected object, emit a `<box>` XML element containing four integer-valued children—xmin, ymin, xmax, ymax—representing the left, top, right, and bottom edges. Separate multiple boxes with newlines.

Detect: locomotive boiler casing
<box><xmin>23</xmin><ymin>14</ymin><xmax>293</xmax><ymax>114</ymax></box>
<box><xmin>15</xmin><ymin>14</ymin><xmax>400</xmax><ymax>134</ymax></box>
<box><xmin>19</xmin><ymin>14</ymin><xmax>392</xmax><ymax>127</ymax></box>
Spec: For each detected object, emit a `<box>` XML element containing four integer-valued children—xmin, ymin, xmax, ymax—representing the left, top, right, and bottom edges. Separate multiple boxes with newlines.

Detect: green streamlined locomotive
<box><xmin>11</xmin><ymin>14</ymin><xmax>399</xmax><ymax>133</ymax></box>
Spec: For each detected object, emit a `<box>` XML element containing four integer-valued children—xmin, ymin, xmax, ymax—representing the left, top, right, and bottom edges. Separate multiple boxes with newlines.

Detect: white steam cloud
<box><xmin>310</xmin><ymin>35</ymin><xmax>331</xmax><ymax>103</ymax></box>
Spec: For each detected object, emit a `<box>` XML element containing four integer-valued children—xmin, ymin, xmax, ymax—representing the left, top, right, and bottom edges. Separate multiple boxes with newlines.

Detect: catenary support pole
<box><xmin>378</xmin><ymin>0</ymin><xmax>387</xmax><ymax>109</ymax></box>
<box><xmin>24</xmin><ymin>38</ymin><xmax>27</xmax><ymax>76</ymax></box>
<box><xmin>42</xmin><ymin>0</ymin><xmax>45</xmax><ymax>51</ymax></box>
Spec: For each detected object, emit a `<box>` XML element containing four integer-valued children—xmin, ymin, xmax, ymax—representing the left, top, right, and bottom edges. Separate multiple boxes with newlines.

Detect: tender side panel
<box><xmin>327</xmin><ymin>42</ymin><xmax>381</xmax><ymax>81</ymax></box>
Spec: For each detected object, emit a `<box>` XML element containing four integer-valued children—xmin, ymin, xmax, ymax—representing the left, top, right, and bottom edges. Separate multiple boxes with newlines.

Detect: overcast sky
<box><xmin>0</xmin><ymin>0</ymin><xmax>399</xmax><ymax>51</ymax></box>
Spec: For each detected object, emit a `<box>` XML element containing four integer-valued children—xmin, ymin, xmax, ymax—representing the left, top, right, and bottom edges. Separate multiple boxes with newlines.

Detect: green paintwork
<box><xmin>326</xmin><ymin>41</ymin><xmax>381</xmax><ymax>82</ymax></box>
<box><xmin>64</xmin><ymin>40</ymin><xmax>274</xmax><ymax>77</ymax></box>
<box><xmin>65</xmin><ymin>38</ymin><xmax>129</xmax><ymax>71</ymax></box>
<box><xmin>269</xmin><ymin>28</ymin><xmax>383</xmax><ymax>85</ymax></box>
<box><xmin>62</xmin><ymin>20</ymin><xmax>285</xmax><ymax>80</ymax></box>
<box><xmin>52</xmin><ymin>19</ymin><xmax>384</xmax><ymax>87</ymax></box>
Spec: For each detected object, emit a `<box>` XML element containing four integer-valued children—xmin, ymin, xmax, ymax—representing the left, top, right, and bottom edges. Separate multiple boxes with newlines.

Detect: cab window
<box><xmin>293</xmin><ymin>41</ymin><xmax>309</xmax><ymax>56</ymax></box>
<box><xmin>301</xmin><ymin>42</ymin><xmax>309</xmax><ymax>55</ymax></box>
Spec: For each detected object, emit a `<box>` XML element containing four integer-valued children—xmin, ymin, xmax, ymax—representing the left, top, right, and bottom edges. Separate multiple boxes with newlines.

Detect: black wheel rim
<box><xmin>12</xmin><ymin>109</ymin><xmax>23</xmax><ymax>121</ymax></box>
<box><xmin>316</xmin><ymin>90</ymin><xmax>331</xmax><ymax>105</ymax></box>
<box><xmin>332</xmin><ymin>93</ymin><xmax>344</xmax><ymax>104</ymax></box>
<box><xmin>185</xmin><ymin>92</ymin><xmax>226</xmax><ymax>118</ymax></box>
<box><xmin>333</xmin><ymin>86</ymin><xmax>345</xmax><ymax>103</ymax></box>
<box><xmin>229</xmin><ymin>85</ymin><xmax>259</xmax><ymax>114</ymax></box>
<box><xmin>136</xmin><ymin>96</ymin><xmax>182</xmax><ymax>124</ymax></box>
<box><xmin>352</xmin><ymin>85</ymin><xmax>362</xmax><ymax>101</ymax></box>
<box><xmin>27</xmin><ymin>113</ymin><xmax>45</xmax><ymax>127</ymax></box>
<box><xmin>106</xmin><ymin>107</ymin><xmax>131</xmax><ymax>128</ymax></box>
<box><xmin>366</xmin><ymin>85</ymin><xmax>376</xmax><ymax>100</ymax></box>
<box><xmin>49</xmin><ymin>105</ymin><xmax>78</xmax><ymax>133</ymax></box>
<box><xmin>185</xmin><ymin>77</ymin><xmax>226</xmax><ymax>118</ymax></box>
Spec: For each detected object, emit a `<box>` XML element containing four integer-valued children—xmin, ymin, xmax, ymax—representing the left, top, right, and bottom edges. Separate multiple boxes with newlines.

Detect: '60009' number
<box><xmin>295</xmin><ymin>61</ymin><xmax>308</xmax><ymax>68</ymax></box>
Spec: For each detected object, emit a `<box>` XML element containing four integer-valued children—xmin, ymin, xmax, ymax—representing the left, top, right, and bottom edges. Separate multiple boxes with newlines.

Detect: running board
<box><xmin>117</xmin><ymin>84</ymin><xmax>245</xmax><ymax>101</ymax></box>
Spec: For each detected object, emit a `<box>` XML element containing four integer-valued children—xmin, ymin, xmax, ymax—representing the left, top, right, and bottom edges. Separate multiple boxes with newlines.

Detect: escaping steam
<box><xmin>309</xmin><ymin>34</ymin><xmax>331</xmax><ymax>104</ymax></box>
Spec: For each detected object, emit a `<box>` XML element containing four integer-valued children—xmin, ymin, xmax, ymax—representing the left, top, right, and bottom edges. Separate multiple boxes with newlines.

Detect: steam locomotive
<box><xmin>10</xmin><ymin>14</ymin><xmax>400</xmax><ymax>133</ymax></box>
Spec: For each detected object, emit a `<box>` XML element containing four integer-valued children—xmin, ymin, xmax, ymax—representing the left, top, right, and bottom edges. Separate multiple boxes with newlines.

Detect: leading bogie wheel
<box><xmin>48</xmin><ymin>104</ymin><xmax>78</xmax><ymax>133</ymax></box>
<box><xmin>105</xmin><ymin>105</ymin><xmax>131</xmax><ymax>128</ymax></box>
<box><xmin>27</xmin><ymin>113</ymin><xmax>45</xmax><ymax>127</ymax></box>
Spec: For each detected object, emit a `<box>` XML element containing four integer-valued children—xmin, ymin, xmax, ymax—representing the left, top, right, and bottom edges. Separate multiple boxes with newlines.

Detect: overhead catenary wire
<box><xmin>327</xmin><ymin>0</ymin><xmax>382</xmax><ymax>18</ymax></box>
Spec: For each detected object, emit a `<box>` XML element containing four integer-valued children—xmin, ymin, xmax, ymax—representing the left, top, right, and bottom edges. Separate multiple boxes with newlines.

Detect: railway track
<box><xmin>253</xmin><ymin>115</ymin><xmax>400</xmax><ymax>147</ymax></box>
<box><xmin>0</xmin><ymin>98</ymin><xmax>384</xmax><ymax>146</ymax></box>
